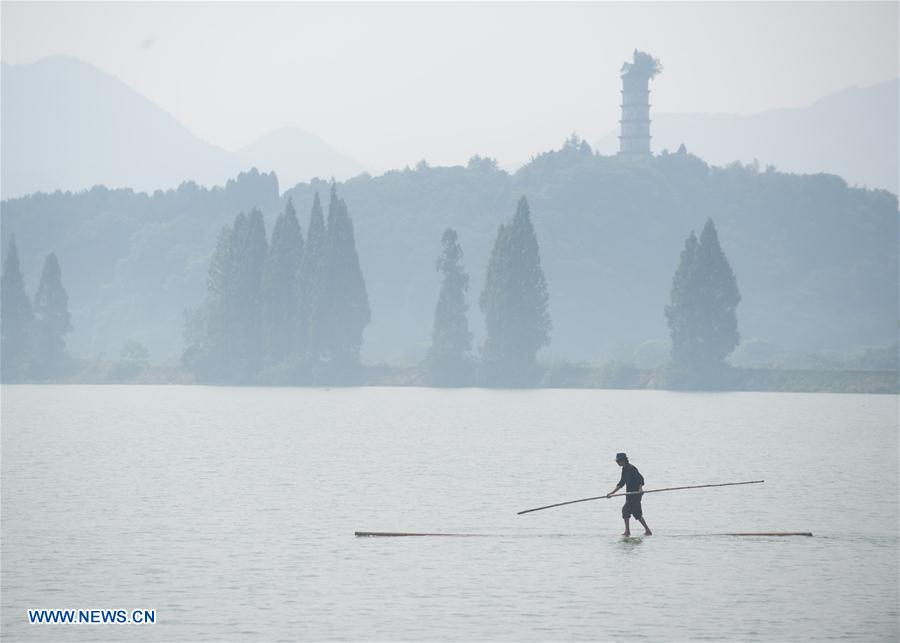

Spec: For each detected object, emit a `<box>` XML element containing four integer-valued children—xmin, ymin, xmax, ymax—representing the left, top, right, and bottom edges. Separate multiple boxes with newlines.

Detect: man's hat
<box><xmin>615</xmin><ymin>452</ymin><xmax>628</xmax><ymax>462</ymax></box>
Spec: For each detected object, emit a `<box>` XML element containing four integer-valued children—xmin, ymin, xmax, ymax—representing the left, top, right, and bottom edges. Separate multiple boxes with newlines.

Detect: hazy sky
<box><xmin>2</xmin><ymin>2</ymin><xmax>897</xmax><ymax>171</ymax></box>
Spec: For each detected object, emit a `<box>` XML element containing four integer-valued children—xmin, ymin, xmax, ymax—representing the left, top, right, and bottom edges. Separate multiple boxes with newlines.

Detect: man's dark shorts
<box><xmin>622</xmin><ymin>494</ymin><xmax>643</xmax><ymax>519</ymax></box>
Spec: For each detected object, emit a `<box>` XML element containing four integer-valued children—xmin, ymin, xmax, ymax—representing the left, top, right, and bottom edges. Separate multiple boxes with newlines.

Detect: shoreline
<box><xmin>4</xmin><ymin>365</ymin><xmax>897</xmax><ymax>395</ymax></box>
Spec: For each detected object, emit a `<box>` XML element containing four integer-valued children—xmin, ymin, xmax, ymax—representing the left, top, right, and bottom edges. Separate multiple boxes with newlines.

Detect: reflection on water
<box><xmin>2</xmin><ymin>386</ymin><xmax>897</xmax><ymax>641</ymax></box>
<box><xmin>619</xmin><ymin>536</ymin><xmax>646</xmax><ymax>551</ymax></box>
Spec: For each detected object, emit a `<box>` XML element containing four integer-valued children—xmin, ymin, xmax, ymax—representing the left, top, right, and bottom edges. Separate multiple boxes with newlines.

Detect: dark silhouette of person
<box><xmin>606</xmin><ymin>452</ymin><xmax>652</xmax><ymax>536</ymax></box>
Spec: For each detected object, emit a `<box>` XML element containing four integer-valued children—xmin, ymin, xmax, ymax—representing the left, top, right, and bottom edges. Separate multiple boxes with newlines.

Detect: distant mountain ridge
<box><xmin>236</xmin><ymin>127</ymin><xmax>366</xmax><ymax>190</ymax></box>
<box><xmin>0</xmin><ymin>56</ymin><xmax>366</xmax><ymax>198</ymax></box>
<box><xmin>4</xmin><ymin>56</ymin><xmax>895</xmax><ymax>197</ymax></box>
<box><xmin>595</xmin><ymin>78</ymin><xmax>899</xmax><ymax>194</ymax></box>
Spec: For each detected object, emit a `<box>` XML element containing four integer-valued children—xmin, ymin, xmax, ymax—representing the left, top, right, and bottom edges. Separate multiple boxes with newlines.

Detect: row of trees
<box><xmin>182</xmin><ymin>190</ymin><xmax>552</xmax><ymax>385</ymax></box>
<box><xmin>0</xmin><ymin>236</ymin><xmax>72</xmax><ymax>381</ymax></box>
<box><xmin>1</xmin><ymin>192</ymin><xmax>738</xmax><ymax>387</ymax></box>
<box><xmin>182</xmin><ymin>186</ymin><xmax>369</xmax><ymax>381</ymax></box>
<box><xmin>422</xmin><ymin>204</ymin><xmax>740</xmax><ymax>386</ymax></box>
<box><xmin>424</xmin><ymin>197</ymin><xmax>551</xmax><ymax>385</ymax></box>
<box><xmin>180</xmin><ymin>183</ymin><xmax>739</xmax><ymax>386</ymax></box>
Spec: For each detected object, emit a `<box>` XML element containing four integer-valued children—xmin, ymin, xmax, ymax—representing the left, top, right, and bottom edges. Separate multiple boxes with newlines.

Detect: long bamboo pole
<box><xmin>517</xmin><ymin>480</ymin><xmax>765</xmax><ymax>515</ymax></box>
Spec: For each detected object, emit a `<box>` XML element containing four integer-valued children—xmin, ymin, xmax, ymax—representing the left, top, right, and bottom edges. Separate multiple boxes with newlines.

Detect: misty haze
<box><xmin>1</xmin><ymin>2</ymin><xmax>897</xmax><ymax>642</ymax></box>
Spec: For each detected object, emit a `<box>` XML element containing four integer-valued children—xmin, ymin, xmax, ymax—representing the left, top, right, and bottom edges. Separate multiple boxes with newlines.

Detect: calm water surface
<box><xmin>2</xmin><ymin>386</ymin><xmax>898</xmax><ymax>641</ymax></box>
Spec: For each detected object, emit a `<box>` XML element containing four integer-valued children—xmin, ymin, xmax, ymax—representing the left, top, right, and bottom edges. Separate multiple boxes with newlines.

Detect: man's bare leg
<box><xmin>622</xmin><ymin>517</ymin><xmax>631</xmax><ymax>536</ymax></box>
<box><xmin>637</xmin><ymin>516</ymin><xmax>652</xmax><ymax>535</ymax></box>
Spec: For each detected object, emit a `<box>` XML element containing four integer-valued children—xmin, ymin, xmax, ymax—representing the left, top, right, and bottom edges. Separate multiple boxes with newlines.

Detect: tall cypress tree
<box><xmin>30</xmin><ymin>253</ymin><xmax>72</xmax><ymax>378</ymax></box>
<box><xmin>694</xmin><ymin>218</ymin><xmax>741</xmax><ymax>365</ymax></box>
<box><xmin>309</xmin><ymin>186</ymin><xmax>370</xmax><ymax>367</ymax></box>
<box><xmin>1</xmin><ymin>235</ymin><xmax>34</xmax><ymax>381</ymax></box>
<box><xmin>231</xmin><ymin>209</ymin><xmax>268</xmax><ymax>378</ymax></box>
<box><xmin>425</xmin><ymin>228</ymin><xmax>472</xmax><ymax>385</ymax></box>
<box><xmin>665</xmin><ymin>231</ymin><xmax>700</xmax><ymax>370</ymax></box>
<box><xmin>480</xmin><ymin>222</ymin><xmax>510</xmax><ymax>360</ymax></box>
<box><xmin>299</xmin><ymin>193</ymin><xmax>326</xmax><ymax>361</ymax></box>
<box><xmin>189</xmin><ymin>223</ymin><xmax>236</xmax><ymax>378</ymax></box>
<box><xmin>262</xmin><ymin>198</ymin><xmax>303</xmax><ymax>366</ymax></box>
<box><xmin>480</xmin><ymin>197</ymin><xmax>551</xmax><ymax>384</ymax></box>
<box><xmin>665</xmin><ymin>218</ymin><xmax>741</xmax><ymax>379</ymax></box>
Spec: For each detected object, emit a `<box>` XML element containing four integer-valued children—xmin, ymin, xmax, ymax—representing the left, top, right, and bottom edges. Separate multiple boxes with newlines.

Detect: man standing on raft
<box><xmin>606</xmin><ymin>452</ymin><xmax>652</xmax><ymax>536</ymax></box>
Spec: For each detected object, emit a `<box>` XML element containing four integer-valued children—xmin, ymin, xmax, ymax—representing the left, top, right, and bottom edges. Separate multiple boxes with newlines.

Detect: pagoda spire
<box><xmin>618</xmin><ymin>50</ymin><xmax>663</xmax><ymax>156</ymax></box>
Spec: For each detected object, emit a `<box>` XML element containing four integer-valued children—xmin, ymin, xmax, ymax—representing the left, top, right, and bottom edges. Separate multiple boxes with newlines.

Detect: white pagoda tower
<box><xmin>618</xmin><ymin>50</ymin><xmax>662</xmax><ymax>156</ymax></box>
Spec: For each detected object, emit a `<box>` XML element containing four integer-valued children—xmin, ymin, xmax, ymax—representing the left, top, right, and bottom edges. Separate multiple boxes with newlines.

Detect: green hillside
<box><xmin>2</xmin><ymin>143</ymin><xmax>896</xmax><ymax>365</ymax></box>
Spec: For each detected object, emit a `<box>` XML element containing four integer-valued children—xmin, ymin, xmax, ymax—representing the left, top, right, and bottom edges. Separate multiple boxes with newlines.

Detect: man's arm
<box><xmin>606</xmin><ymin>468</ymin><xmax>626</xmax><ymax>497</ymax></box>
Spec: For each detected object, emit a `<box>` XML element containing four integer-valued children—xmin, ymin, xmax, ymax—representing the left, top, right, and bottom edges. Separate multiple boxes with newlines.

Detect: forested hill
<box><xmin>284</xmin><ymin>147</ymin><xmax>897</xmax><ymax>363</ymax></box>
<box><xmin>0</xmin><ymin>168</ymin><xmax>279</xmax><ymax>360</ymax></box>
<box><xmin>2</xmin><ymin>144</ymin><xmax>897</xmax><ymax>364</ymax></box>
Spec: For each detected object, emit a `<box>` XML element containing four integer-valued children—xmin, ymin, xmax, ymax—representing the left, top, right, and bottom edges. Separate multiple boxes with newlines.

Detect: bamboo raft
<box><xmin>355</xmin><ymin>531</ymin><xmax>813</xmax><ymax>537</ymax></box>
<box><xmin>355</xmin><ymin>479</ymin><xmax>813</xmax><ymax>539</ymax></box>
<box><xmin>356</xmin><ymin>531</ymin><xmax>481</xmax><ymax>537</ymax></box>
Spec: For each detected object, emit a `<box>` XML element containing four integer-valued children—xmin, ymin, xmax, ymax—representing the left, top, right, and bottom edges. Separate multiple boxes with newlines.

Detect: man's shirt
<box><xmin>618</xmin><ymin>463</ymin><xmax>645</xmax><ymax>492</ymax></box>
